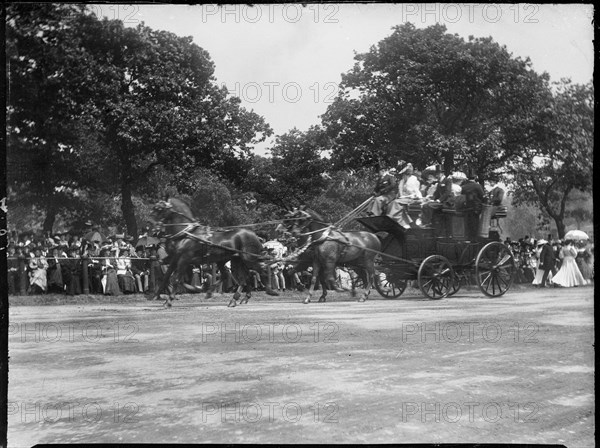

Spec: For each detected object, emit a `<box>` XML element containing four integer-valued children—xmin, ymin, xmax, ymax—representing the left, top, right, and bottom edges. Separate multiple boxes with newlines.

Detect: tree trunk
<box><xmin>121</xmin><ymin>181</ymin><xmax>138</xmax><ymax>239</ymax></box>
<box><xmin>443</xmin><ymin>149</ymin><xmax>454</xmax><ymax>176</ymax></box>
<box><xmin>554</xmin><ymin>217</ymin><xmax>566</xmax><ymax>240</ymax></box>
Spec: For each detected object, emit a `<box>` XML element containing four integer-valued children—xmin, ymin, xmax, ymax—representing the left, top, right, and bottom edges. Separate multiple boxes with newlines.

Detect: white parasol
<box><xmin>564</xmin><ymin>230</ymin><xmax>589</xmax><ymax>241</ymax></box>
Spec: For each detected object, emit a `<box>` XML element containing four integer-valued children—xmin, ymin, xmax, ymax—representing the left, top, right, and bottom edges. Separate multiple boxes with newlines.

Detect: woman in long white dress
<box><xmin>551</xmin><ymin>240</ymin><xmax>587</xmax><ymax>287</ymax></box>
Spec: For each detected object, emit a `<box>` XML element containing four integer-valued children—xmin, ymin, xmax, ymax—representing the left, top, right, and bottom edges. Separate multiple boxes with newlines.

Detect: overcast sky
<box><xmin>92</xmin><ymin>3</ymin><xmax>594</xmax><ymax>155</ymax></box>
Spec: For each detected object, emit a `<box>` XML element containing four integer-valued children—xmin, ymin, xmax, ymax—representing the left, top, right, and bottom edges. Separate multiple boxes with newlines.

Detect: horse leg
<box><xmin>231</xmin><ymin>258</ymin><xmax>252</xmax><ymax>305</ymax></box>
<box><xmin>205</xmin><ymin>277</ymin><xmax>221</xmax><ymax>300</ymax></box>
<box><xmin>359</xmin><ymin>257</ymin><xmax>376</xmax><ymax>303</ymax></box>
<box><xmin>255</xmin><ymin>263</ymin><xmax>279</xmax><ymax>296</ymax></box>
<box><xmin>323</xmin><ymin>258</ymin><xmax>344</xmax><ymax>293</ymax></box>
<box><xmin>242</xmin><ymin>284</ymin><xmax>252</xmax><ymax>304</ymax></box>
<box><xmin>164</xmin><ymin>253</ymin><xmax>191</xmax><ymax>308</ymax></box>
<box><xmin>350</xmin><ymin>268</ymin><xmax>363</xmax><ymax>298</ymax></box>
<box><xmin>318</xmin><ymin>272</ymin><xmax>328</xmax><ymax>302</ymax></box>
<box><xmin>228</xmin><ymin>285</ymin><xmax>242</xmax><ymax>307</ymax></box>
<box><xmin>153</xmin><ymin>254</ymin><xmax>179</xmax><ymax>307</ymax></box>
<box><xmin>304</xmin><ymin>262</ymin><xmax>321</xmax><ymax>304</ymax></box>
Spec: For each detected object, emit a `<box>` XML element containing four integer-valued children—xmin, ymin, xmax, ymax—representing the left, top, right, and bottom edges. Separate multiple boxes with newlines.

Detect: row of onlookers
<box><xmin>6</xmin><ymin>232</ymin><xmax>315</xmax><ymax>296</ymax></box>
<box><xmin>505</xmin><ymin>236</ymin><xmax>594</xmax><ymax>286</ymax></box>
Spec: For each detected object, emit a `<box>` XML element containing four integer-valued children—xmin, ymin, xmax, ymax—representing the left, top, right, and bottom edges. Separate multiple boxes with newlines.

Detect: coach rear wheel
<box><xmin>418</xmin><ymin>255</ymin><xmax>454</xmax><ymax>300</ymax></box>
<box><xmin>475</xmin><ymin>242</ymin><xmax>516</xmax><ymax>297</ymax></box>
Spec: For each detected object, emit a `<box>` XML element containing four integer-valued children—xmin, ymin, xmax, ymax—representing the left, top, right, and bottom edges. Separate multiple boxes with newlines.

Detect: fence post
<box><xmin>149</xmin><ymin>256</ymin><xmax>158</xmax><ymax>292</ymax></box>
<box><xmin>18</xmin><ymin>255</ymin><xmax>28</xmax><ymax>295</ymax></box>
<box><xmin>81</xmin><ymin>255</ymin><xmax>90</xmax><ymax>294</ymax></box>
<box><xmin>267</xmin><ymin>265</ymin><xmax>273</xmax><ymax>290</ymax></box>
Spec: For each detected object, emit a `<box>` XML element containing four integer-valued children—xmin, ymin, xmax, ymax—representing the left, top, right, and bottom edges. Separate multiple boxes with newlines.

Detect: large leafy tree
<box><xmin>322</xmin><ymin>23</ymin><xmax>551</xmax><ymax>181</ymax></box>
<box><xmin>7</xmin><ymin>4</ymin><xmax>271</xmax><ymax>236</ymax></box>
<box><xmin>510</xmin><ymin>81</ymin><xmax>593</xmax><ymax>239</ymax></box>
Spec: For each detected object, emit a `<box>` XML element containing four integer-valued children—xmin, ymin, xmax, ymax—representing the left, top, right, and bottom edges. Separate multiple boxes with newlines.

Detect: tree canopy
<box><xmin>7</xmin><ymin>4</ymin><xmax>271</xmax><ymax>237</ymax></box>
<box><xmin>7</xmin><ymin>14</ymin><xmax>593</xmax><ymax>241</ymax></box>
<box><xmin>509</xmin><ymin>80</ymin><xmax>594</xmax><ymax>238</ymax></box>
<box><xmin>322</xmin><ymin>23</ymin><xmax>551</xmax><ymax>181</ymax></box>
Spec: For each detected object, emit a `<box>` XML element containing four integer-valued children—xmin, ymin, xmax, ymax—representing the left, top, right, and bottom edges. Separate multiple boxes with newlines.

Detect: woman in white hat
<box><xmin>381</xmin><ymin>162</ymin><xmax>423</xmax><ymax>228</ymax></box>
<box><xmin>397</xmin><ymin>163</ymin><xmax>422</xmax><ymax>200</ymax></box>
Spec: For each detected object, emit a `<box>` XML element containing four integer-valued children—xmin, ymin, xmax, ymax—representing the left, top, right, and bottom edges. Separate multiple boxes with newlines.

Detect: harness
<box><xmin>294</xmin><ymin>220</ymin><xmax>353</xmax><ymax>260</ymax></box>
<box><xmin>169</xmin><ymin>223</ymin><xmax>213</xmax><ymax>244</ymax></box>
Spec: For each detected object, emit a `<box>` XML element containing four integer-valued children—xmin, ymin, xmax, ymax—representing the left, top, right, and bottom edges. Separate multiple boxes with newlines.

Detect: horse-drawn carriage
<box><xmin>151</xmin><ymin>193</ymin><xmax>515</xmax><ymax>307</ymax></box>
<box><xmin>354</xmin><ymin>202</ymin><xmax>515</xmax><ymax>300</ymax></box>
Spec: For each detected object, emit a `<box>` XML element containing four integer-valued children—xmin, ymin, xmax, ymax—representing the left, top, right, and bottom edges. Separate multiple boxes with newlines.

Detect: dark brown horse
<box><xmin>280</xmin><ymin>207</ymin><xmax>381</xmax><ymax>303</ymax></box>
<box><xmin>151</xmin><ymin>198</ymin><xmax>277</xmax><ymax>308</ymax></box>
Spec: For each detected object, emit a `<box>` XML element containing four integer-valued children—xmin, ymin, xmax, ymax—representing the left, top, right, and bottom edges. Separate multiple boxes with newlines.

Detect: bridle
<box><xmin>152</xmin><ymin>200</ymin><xmax>204</xmax><ymax>240</ymax></box>
<box><xmin>286</xmin><ymin>210</ymin><xmax>334</xmax><ymax>240</ymax></box>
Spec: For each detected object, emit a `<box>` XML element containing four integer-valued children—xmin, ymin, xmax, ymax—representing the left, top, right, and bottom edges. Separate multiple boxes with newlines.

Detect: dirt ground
<box><xmin>7</xmin><ymin>284</ymin><xmax>595</xmax><ymax>446</ymax></box>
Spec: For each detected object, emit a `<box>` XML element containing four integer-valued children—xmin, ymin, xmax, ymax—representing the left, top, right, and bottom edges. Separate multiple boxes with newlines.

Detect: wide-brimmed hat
<box><xmin>425</xmin><ymin>164</ymin><xmax>442</xmax><ymax>173</ymax></box>
<box><xmin>398</xmin><ymin>162</ymin><xmax>413</xmax><ymax>175</ymax></box>
<box><xmin>451</xmin><ymin>171</ymin><xmax>467</xmax><ymax>181</ymax></box>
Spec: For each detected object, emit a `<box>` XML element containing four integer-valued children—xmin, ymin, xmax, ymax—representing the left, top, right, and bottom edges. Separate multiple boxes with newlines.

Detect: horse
<box><xmin>279</xmin><ymin>207</ymin><xmax>381</xmax><ymax>304</ymax></box>
<box><xmin>150</xmin><ymin>198</ymin><xmax>278</xmax><ymax>308</ymax></box>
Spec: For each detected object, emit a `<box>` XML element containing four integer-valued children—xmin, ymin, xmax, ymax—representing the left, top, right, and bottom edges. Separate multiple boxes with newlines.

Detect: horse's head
<box><xmin>150</xmin><ymin>200</ymin><xmax>172</xmax><ymax>223</ymax></box>
<box><xmin>150</xmin><ymin>198</ymin><xmax>195</xmax><ymax>236</ymax></box>
<box><xmin>280</xmin><ymin>206</ymin><xmax>326</xmax><ymax>239</ymax></box>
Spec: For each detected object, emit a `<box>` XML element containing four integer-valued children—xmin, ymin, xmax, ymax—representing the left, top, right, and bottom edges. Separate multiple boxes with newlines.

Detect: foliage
<box><xmin>564</xmin><ymin>190</ymin><xmax>593</xmax><ymax>231</ymax></box>
<box><xmin>322</xmin><ymin>23</ymin><xmax>551</xmax><ymax>181</ymax></box>
<box><xmin>243</xmin><ymin>126</ymin><xmax>330</xmax><ymax>209</ymax></box>
<box><xmin>306</xmin><ymin>168</ymin><xmax>376</xmax><ymax>230</ymax></box>
<box><xmin>501</xmin><ymin>196</ymin><xmax>541</xmax><ymax>240</ymax></box>
<box><xmin>6</xmin><ymin>4</ymin><xmax>271</xmax><ymax>236</ymax></box>
<box><xmin>510</xmin><ymin>80</ymin><xmax>593</xmax><ymax>238</ymax></box>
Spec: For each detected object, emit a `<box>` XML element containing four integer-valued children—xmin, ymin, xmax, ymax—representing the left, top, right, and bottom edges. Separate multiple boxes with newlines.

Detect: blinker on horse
<box><xmin>150</xmin><ymin>198</ymin><xmax>278</xmax><ymax>308</ymax></box>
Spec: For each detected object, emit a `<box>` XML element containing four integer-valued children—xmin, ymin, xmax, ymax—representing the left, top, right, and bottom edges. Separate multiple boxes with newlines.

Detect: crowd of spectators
<box><xmin>6</xmin><ymin>228</ymin><xmax>162</xmax><ymax>296</ymax></box>
<box><xmin>504</xmin><ymin>234</ymin><xmax>594</xmax><ymax>285</ymax></box>
<box><xmin>6</xmin><ymin>229</ymin><xmax>315</xmax><ymax>296</ymax></box>
<box><xmin>7</xmin><ymin>226</ymin><xmax>592</xmax><ymax>296</ymax></box>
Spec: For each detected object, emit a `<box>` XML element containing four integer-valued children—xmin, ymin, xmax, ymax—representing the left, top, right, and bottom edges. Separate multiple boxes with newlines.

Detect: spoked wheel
<box><xmin>475</xmin><ymin>242</ymin><xmax>516</xmax><ymax>297</ymax></box>
<box><xmin>373</xmin><ymin>254</ymin><xmax>407</xmax><ymax>298</ymax></box>
<box><xmin>374</xmin><ymin>272</ymin><xmax>407</xmax><ymax>298</ymax></box>
<box><xmin>447</xmin><ymin>272</ymin><xmax>462</xmax><ymax>297</ymax></box>
<box><xmin>351</xmin><ymin>272</ymin><xmax>366</xmax><ymax>290</ymax></box>
<box><xmin>417</xmin><ymin>255</ymin><xmax>455</xmax><ymax>300</ymax></box>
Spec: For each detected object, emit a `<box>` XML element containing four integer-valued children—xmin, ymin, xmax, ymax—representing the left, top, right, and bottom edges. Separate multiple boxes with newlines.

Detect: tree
<box><xmin>510</xmin><ymin>81</ymin><xmax>593</xmax><ymax>239</ymax></box>
<box><xmin>322</xmin><ymin>23</ymin><xmax>551</xmax><ymax>182</ymax></box>
<box><xmin>243</xmin><ymin>126</ymin><xmax>329</xmax><ymax>209</ymax></box>
<box><xmin>564</xmin><ymin>189</ymin><xmax>593</xmax><ymax>231</ymax></box>
<box><xmin>307</xmin><ymin>168</ymin><xmax>376</xmax><ymax>230</ymax></box>
<box><xmin>7</xmin><ymin>4</ymin><xmax>271</xmax><ymax>237</ymax></box>
<box><xmin>6</xmin><ymin>4</ymin><xmax>97</xmax><ymax>232</ymax></box>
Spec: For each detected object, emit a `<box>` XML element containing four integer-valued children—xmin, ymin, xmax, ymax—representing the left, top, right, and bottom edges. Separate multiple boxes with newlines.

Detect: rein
<box><xmin>159</xmin><ymin>217</ymin><xmax>307</xmax><ymax>230</ymax></box>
